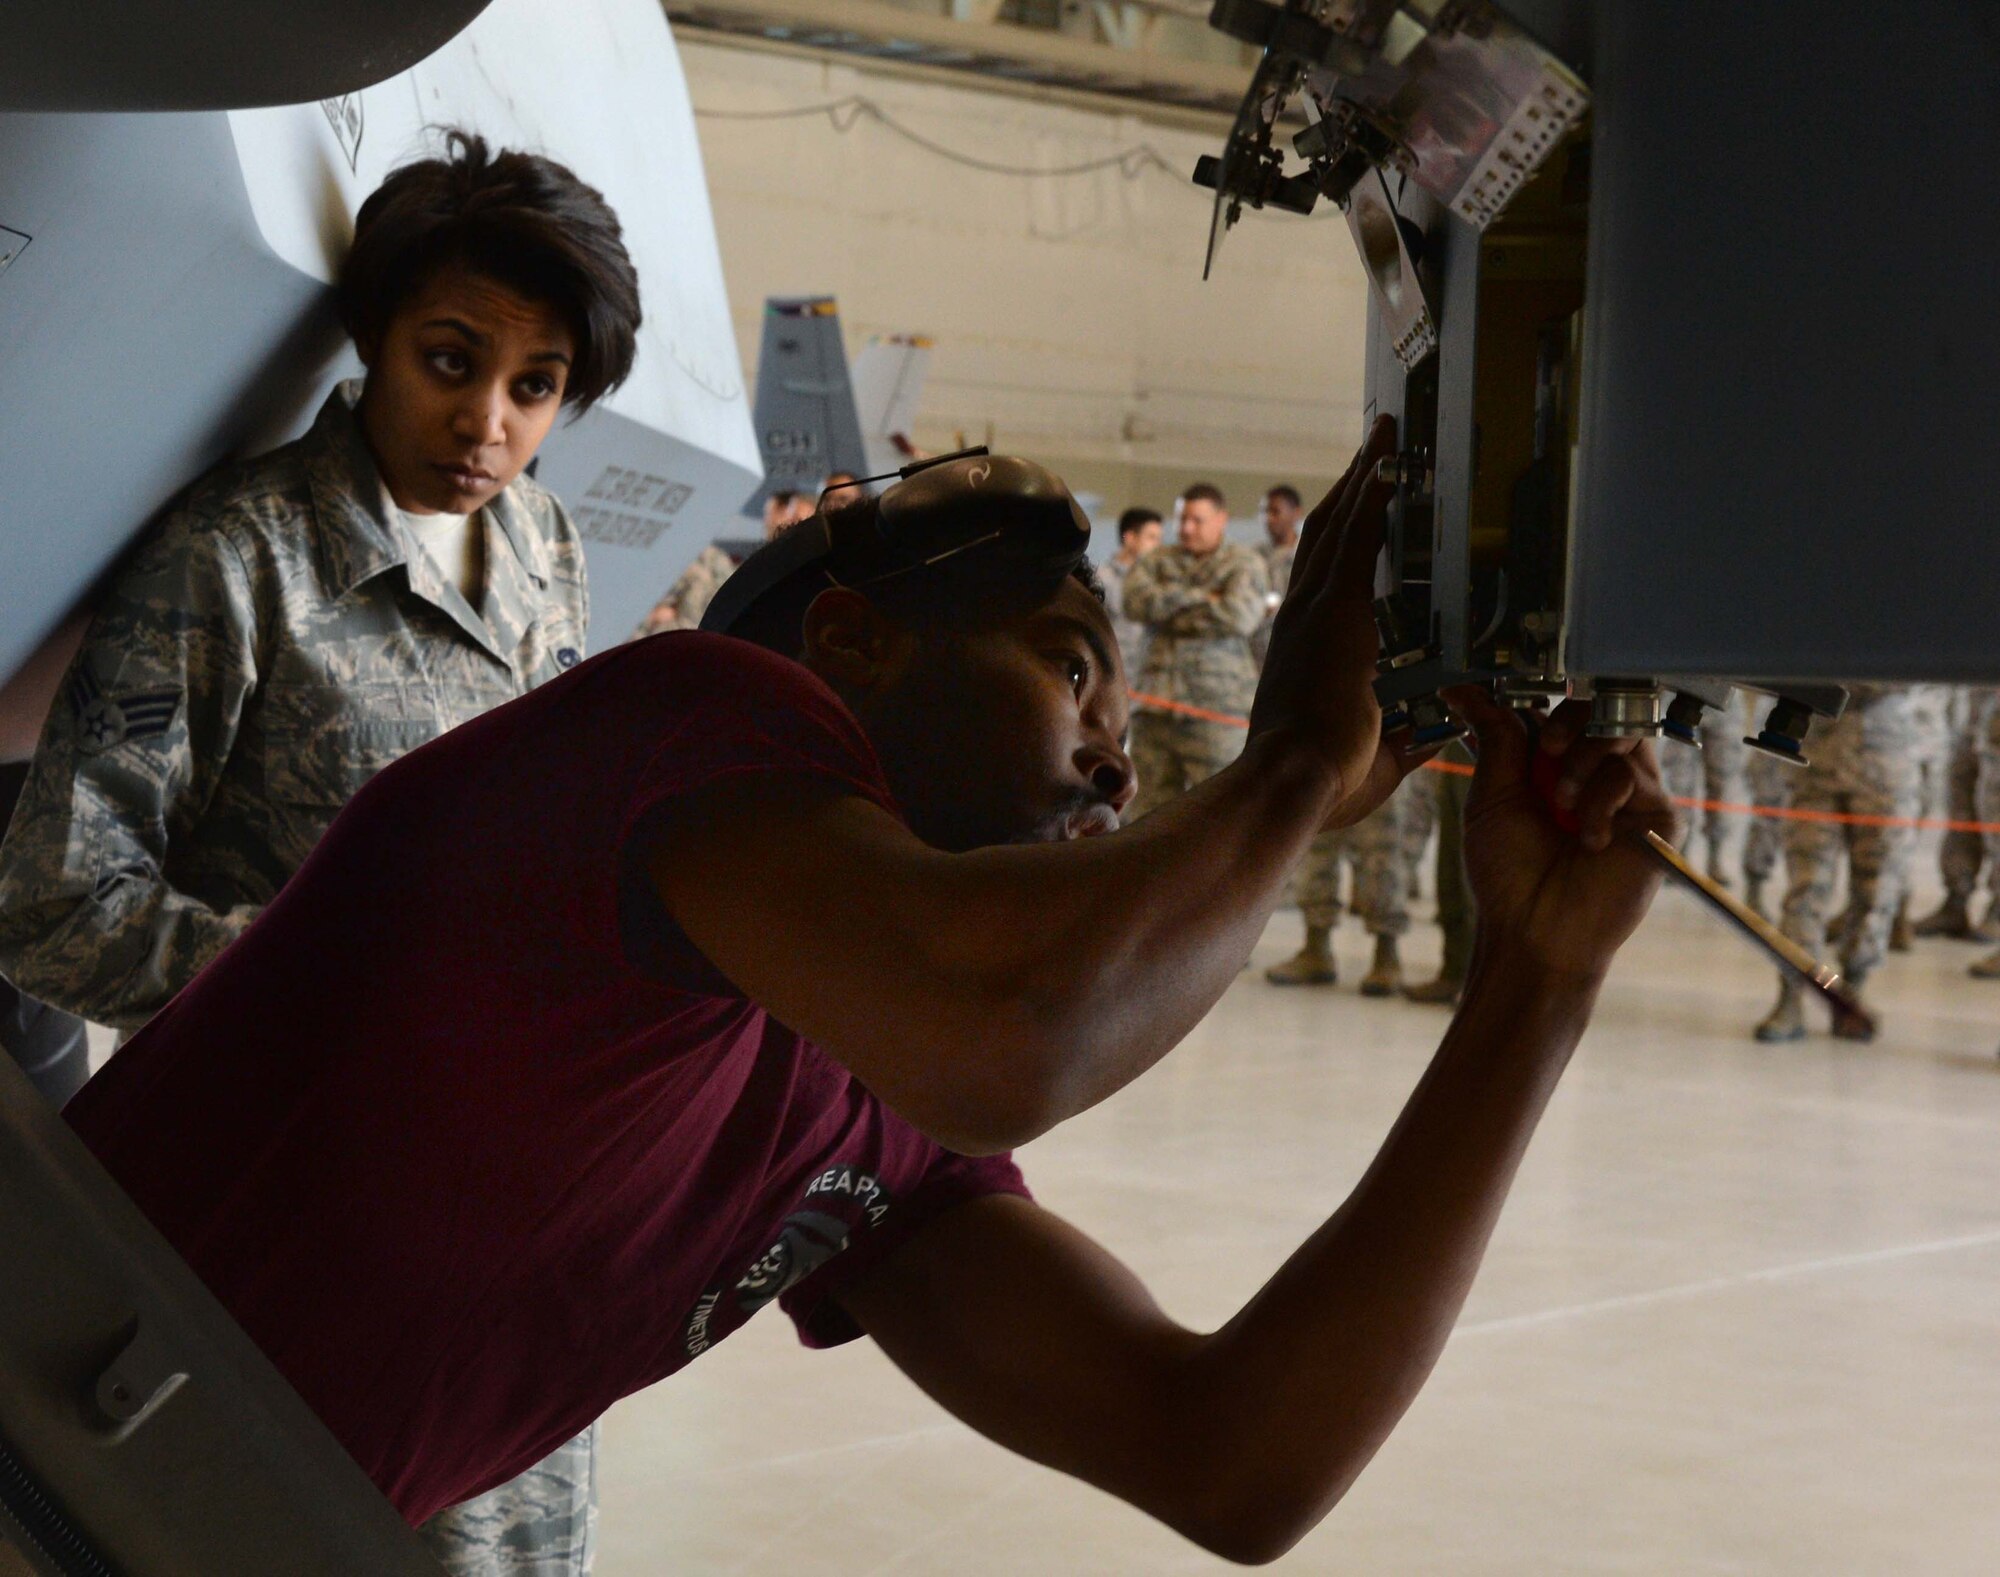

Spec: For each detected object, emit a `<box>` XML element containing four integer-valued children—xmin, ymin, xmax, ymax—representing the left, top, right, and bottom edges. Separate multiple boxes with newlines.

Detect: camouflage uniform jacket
<box><xmin>662</xmin><ymin>543</ymin><xmax>738</xmax><ymax>633</ymax></box>
<box><xmin>0</xmin><ymin>381</ymin><xmax>588</xmax><ymax>1030</ymax></box>
<box><xmin>1096</xmin><ymin>552</ymin><xmax>1148</xmax><ymax>682</ymax></box>
<box><xmin>1122</xmin><ymin>541</ymin><xmax>1269</xmax><ymax>716</ymax></box>
<box><xmin>1251</xmin><ymin>539</ymin><xmax>1296</xmax><ymax>669</ymax></box>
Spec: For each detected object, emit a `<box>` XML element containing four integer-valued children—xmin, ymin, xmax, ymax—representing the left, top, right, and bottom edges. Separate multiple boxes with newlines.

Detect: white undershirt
<box><xmin>399</xmin><ymin>507</ymin><xmax>485</xmax><ymax>607</ymax></box>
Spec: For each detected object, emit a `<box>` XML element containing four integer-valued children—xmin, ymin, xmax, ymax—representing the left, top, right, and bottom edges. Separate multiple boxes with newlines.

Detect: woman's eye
<box><xmin>518</xmin><ymin>374</ymin><xmax>557</xmax><ymax>402</ymax></box>
<box><xmin>427</xmin><ymin>348</ymin><xmax>469</xmax><ymax>377</ymax></box>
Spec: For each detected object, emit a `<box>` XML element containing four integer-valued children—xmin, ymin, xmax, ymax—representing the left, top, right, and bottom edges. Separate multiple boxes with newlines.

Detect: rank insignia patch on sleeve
<box><xmin>71</xmin><ymin>668</ymin><xmax>184</xmax><ymax>756</ymax></box>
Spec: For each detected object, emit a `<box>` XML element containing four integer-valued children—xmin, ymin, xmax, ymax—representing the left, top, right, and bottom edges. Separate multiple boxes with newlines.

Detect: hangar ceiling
<box><xmin>664</xmin><ymin>0</ymin><xmax>1259</xmax><ymax>119</ymax></box>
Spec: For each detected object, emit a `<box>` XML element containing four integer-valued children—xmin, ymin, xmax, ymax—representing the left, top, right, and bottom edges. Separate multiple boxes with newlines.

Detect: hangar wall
<box><xmin>677</xmin><ymin>36</ymin><xmax>1368</xmax><ymax>522</ymax></box>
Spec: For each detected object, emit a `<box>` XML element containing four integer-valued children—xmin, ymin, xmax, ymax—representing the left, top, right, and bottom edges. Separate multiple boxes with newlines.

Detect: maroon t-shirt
<box><xmin>64</xmin><ymin>633</ymin><xmax>1028</xmax><ymax>1525</ymax></box>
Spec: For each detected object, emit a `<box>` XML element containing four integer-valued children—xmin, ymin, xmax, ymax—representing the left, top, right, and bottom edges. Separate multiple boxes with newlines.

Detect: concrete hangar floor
<box><xmin>589</xmin><ymin>868</ymin><xmax>2000</xmax><ymax>1574</ymax></box>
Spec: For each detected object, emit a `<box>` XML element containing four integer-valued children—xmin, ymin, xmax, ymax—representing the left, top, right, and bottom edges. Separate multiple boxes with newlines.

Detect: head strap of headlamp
<box><xmin>700</xmin><ymin>447</ymin><xmax>1092</xmax><ymax>638</ymax></box>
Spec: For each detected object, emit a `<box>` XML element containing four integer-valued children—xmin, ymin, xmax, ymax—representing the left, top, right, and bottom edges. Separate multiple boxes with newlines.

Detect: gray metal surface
<box><xmin>1492</xmin><ymin>0</ymin><xmax>1590</xmax><ymax>75</ymax></box>
<box><xmin>0</xmin><ymin>1053</ymin><xmax>444</xmax><ymax>1574</ymax></box>
<box><xmin>1566</xmin><ymin>0</ymin><xmax>2000</xmax><ymax>683</ymax></box>
<box><xmin>1</xmin><ymin>0</ymin><xmax>492</xmax><ymax>112</ymax></box>
<box><xmin>1</xmin><ymin>50</ymin><xmax>759</xmax><ymax>679</ymax></box>
<box><xmin>743</xmin><ymin>297</ymin><xmax>871</xmax><ymax>516</ymax></box>
<box><xmin>0</xmin><ymin>111</ymin><xmax>338</xmax><ymax>685</ymax></box>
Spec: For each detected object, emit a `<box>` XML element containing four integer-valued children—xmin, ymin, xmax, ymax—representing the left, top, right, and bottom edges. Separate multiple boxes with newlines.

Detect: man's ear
<box><xmin>799</xmin><ymin>588</ymin><xmax>919</xmax><ymax>693</ymax></box>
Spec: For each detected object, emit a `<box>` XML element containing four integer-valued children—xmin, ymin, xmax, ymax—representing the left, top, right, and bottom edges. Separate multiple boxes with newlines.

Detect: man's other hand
<box><xmin>1449</xmin><ymin>687</ymin><xmax>1679</xmax><ymax>982</ymax></box>
<box><xmin>1246</xmin><ymin>415</ymin><xmax>1426</xmax><ymax>830</ymax></box>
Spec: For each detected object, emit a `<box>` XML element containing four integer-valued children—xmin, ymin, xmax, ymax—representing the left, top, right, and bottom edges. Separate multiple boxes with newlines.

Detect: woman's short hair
<box><xmin>338</xmin><ymin>129</ymin><xmax>642</xmax><ymax>412</ymax></box>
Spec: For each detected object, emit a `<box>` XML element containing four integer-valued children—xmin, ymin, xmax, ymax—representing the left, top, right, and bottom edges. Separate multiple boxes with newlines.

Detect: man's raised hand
<box><xmin>1448</xmin><ymin>687</ymin><xmax>1678</xmax><ymax>983</ymax></box>
<box><xmin>1246</xmin><ymin>416</ymin><xmax>1427</xmax><ymax>829</ymax></box>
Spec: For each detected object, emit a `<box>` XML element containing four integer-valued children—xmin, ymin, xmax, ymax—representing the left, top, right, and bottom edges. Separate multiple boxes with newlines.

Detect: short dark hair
<box><xmin>733</xmin><ymin>492</ymin><xmax>1103</xmax><ymax>659</ymax></box>
<box><xmin>1265</xmin><ymin>484</ymin><xmax>1302</xmax><ymax>509</ymax></box>
<box><xmin>1182</xmin><ymin>482</ymin><xmax>1227</xmax><ymax>510</ymax></box>
<box><xmin>338</xmin><ymin>129</ymin><xmax>642</xmax><ymax>413</ymax></box>
<box><xmin>1117</xmin><ymin>506</ymin><xmax>1162</xmax><ymax>541</ymax></box>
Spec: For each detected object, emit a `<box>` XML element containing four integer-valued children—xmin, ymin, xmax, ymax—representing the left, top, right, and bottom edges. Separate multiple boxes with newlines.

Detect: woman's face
<box><xmin>357</xmin><ymin>263</ymin><xmax>576</xmax><ymax>516</ymax></box>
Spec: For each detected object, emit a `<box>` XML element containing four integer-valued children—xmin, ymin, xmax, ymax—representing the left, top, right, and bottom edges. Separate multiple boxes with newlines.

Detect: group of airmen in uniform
<box><xmin>1102</xmin><ymin>479</ymin><xmax>2000</xmax><ymax>1047</ymax></box>
<box><xmin>1103</xmin><ymin>479</ymin><xmax>1470</xmax><ymax>1008</ymax></box>
<box><xmin>1727</xmin><ymin>683</ymin><xmax>2000</xmax><ymax>1043</ymax></box>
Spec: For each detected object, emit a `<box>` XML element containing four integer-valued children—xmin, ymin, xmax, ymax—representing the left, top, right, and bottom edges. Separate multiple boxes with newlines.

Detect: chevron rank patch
<box><xmin>70</xmin><ymin>667</ymin><xmax>183</xmax><ymax>756</ymax></box>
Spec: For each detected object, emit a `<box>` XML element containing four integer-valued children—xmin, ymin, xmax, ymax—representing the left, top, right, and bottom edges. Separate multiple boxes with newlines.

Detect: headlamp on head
<box><xmin>700</xmin><ymin>448</ymin><xmax>1093</xmax><ymax>639</ymax></box>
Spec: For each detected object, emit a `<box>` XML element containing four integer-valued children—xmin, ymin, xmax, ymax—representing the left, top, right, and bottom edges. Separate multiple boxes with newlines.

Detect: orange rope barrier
<box><xmin>1127</xmin><ymin>690</ymin><xmax>2000</xmax><ymax>832</ymax></box>
<box><xmin>1127</xmin><ymin>690</ymin><xmax>1251</xmax><ymax>729</ymax></box>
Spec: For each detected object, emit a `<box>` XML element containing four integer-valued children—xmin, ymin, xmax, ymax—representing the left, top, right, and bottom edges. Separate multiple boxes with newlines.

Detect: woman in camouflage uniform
<box><xmin>0</xmin><ymin>131</ymin><xmax>641</xmax><ymax>1577</ymax></box>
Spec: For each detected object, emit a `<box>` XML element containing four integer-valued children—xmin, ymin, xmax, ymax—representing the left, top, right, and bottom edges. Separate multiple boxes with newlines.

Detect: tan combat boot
<box><xmin>1913</xmin><ymin>895</ymin><xmax>1973</xmax><ymax>939</ymax></box>
<box><xmin>1889</xmin><ymin>899</ymin><xmax>1914</xmax><ymax>954</ymax></box>
<box><xmin>1754</xmin><ymin>979</ymin><xmax>1806</xmax><ymax>1043</ymax></box>
<box><xmin>1975</xmin><ymin>897</ymin><xmax>2000</xmax><ymax>943</ymax></box>
<box><xmin>1829</xmin><ymin>971</ymin><xmax>1877</xmax><ymax>1042</ymax></box>
<box><xmin>1970</xmin><ymin>947</ymin><xmax>2000</xmax><ymax>980</ymax></box>
<box><xmin>1266</xmin><ymin>924</ymin><xmax>1337</xmax><ymax>986</ymax></box>
<box><xmin>1744</xmin><ymin>874</ymin><xmax>1768</xmax><ymax>919</ymax></box>
<box><xmin>1402</xmin><ymin>972</ymin><xmax>1462</xmax><ymax>1006</ymax></box>
<box><xmin>1359</xmin><ymin>934</ymin><xmax>1403</xmax><ymax>998</ymax></box>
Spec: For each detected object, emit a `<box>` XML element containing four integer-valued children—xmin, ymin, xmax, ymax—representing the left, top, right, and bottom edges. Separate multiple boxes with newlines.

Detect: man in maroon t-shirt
<box><xmin>66</xmin><ymin>421</ymin><xmax>1673</xmax><ymax>1564</ymax></box>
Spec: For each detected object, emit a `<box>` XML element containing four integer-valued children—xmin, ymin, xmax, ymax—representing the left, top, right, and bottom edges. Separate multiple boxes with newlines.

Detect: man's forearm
<box><xmin>1123</xmin><ymin>580</ymin><xmax>1210</xmax><ymax>627</ymax></box>
<box><xmin>1158</xmin><ymin>952</ymin><xmax>1599</xmax><ymax>1558</ymax></box>
<box><xmin>1160</xmin><ymin>604</ymin><xmax>1248</xmax><ymax>639</ymax></box>
<box><xmin>662</xmin><ymin>731</ymin><xmax>1345</xmax><ymax>1155</ymax></box>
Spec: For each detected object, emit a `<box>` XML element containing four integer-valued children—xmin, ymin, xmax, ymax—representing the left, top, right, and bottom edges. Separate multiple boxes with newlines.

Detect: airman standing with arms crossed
<box><xmin>1122</xmin><ymin>483</ymin><xmax>1268</xmax><ymax>819</ymax></box>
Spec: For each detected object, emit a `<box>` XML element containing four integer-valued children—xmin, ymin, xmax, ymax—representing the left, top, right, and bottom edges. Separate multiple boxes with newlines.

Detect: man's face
<box><xmin>357</xmin><ymin>263</ymin><xmax>574</xmax><ymax>516</ymax></box>
<box><xmin>1177</xmin><ymin>498</ymin><xmax>1229</xmax><ymax>556</ymax></box>
<box><xmin>849</xmin><ymin>578</ymin><xmax>1137</xmax><ymax>854</ymax></box>
<box><xmin>1123</xmin><ymin>519</ymin><xmax>1163</xmax><ymax>559</ymax></box>
<box><xmin>1262</xmin><ymin>492</ymin><xmax>1302</xmax><ymax>548</ymax></box>
<box><xmin>763</xmin><ymin>495</ymin><xmax>802</xmax><ymax>539</ymax></box>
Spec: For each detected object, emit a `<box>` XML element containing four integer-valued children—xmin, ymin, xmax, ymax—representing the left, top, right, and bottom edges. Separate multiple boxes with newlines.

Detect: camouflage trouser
<box><xmin>1662</xmin><ymin>743</ymin><xmax>1703</xmax><ymax>851</ymax></box>
<box><xmin>1701</xmin><ymin>710</ymin><xmax>1748</xmax><ymax>871</ymax></box>
<box><xmin>1944</xmin><ymin>693</ymin><xmax>2000</xmax><ymax>904</ymax></box>
<box><xmin>1400</xmin><ymin>770</ymin><xmax>1437</xmax><ymax>895</ymax></box>
<box><xmin>1976</xmin><ymin>720</ymin><xmax>2000</xmax><ymax>901</ymax></box>
<box><xmin>1660</xmin><ymin>708</ymin><xmax>1747</xmax><ymax>868</ymax></box>
<box><xmin>1743</xmin><ymin>745</ymin><xmax>1796</xmax><ymax>884</ymax></box>
<box><xmin>419</xmin><ymin>1425</ymin><xmax>599</xmax><ymax>1577</ymax></box>
<box><xmin>1126</xmin><ymin>711</ymin><xmax>1246</xmax><ymax>822</ymax></box>
<box><xmin>1779</xmin><ymin>769</ymin><xmax>1921</xmax><ymax>979</ymax></box>
<box><xmin>1937</xmin><ymin>708</ymin><xmax>1985</xmax><ymax>902</ymax></box>
<box><xmin>1291</xmin><ymin>792</ymin><xmax>1409</xmax><ymax>936</ymax></box>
